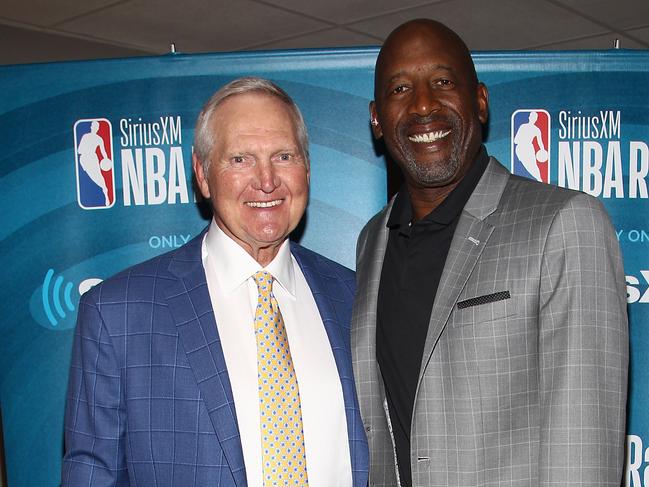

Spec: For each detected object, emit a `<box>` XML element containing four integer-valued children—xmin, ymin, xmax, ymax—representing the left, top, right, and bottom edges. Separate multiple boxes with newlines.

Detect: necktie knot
<box><xmin>252</xmin><ymin>270</ymin><xmax>273</xmax><ymax>297</ymax></box>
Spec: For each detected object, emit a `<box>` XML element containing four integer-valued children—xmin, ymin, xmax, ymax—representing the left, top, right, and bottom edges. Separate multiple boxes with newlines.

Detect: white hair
<box><xmin>193</xmin><ymin>77</ymin><xmax>309</xmax><ymax>173</ymax></box>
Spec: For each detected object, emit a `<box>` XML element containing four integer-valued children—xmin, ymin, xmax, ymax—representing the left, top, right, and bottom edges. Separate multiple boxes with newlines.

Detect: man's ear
<box><xmin>192</xmin><ymin>152</ymin><xmax>211</xmax><ymax>199</ymax></box>
<box><xmin>476</xmin><ymin>82</ymin><xmax>489</xmax><ymax>124</ymax></box>
<box><xmin>369</xmin><ymin>101</ymin><xmax>383</xmax><ymax>139</ymax></box>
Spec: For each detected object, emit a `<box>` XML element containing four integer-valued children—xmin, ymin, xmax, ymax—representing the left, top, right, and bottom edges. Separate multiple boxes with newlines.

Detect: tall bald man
<box><xmin>352</xmin><ymin>19</ymin><xmax>628</xmax><ymax>487</ymax></box>
<box><xmin>63</xmin><ymin>77</ymin><xmax>369</xmax><ymax>486</ymax></box>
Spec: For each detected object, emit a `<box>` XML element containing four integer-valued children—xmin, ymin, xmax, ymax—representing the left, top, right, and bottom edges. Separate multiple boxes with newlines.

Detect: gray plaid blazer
<box><xmin>352</xmin><ymin>157</ymin><xmax>628</xmax><ymax>487</ymax></box>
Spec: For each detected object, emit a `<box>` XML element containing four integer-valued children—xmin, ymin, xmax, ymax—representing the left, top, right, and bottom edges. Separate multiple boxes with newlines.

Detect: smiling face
<box><xmin>193</xmin><ymin>92</ymin><xmax>309</xmax><ymax>265</ymax></box>
<box><xmin>370</xmin><ymin>19</ymin><xmax>488</xmax><ymax>191</ymax></box>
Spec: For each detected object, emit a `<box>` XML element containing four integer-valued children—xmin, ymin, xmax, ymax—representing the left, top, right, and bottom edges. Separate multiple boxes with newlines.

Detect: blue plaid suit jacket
<box><xmin>62</xmin><ymin>230</ymin><xmax>369</xmax><ymax>486</ymax></box>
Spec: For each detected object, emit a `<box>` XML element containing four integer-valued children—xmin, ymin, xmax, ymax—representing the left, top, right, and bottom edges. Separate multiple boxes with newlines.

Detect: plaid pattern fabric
<box><xmin>62</xmin><ymin>233</ymin><xmax>369</xmax><ymax>487</ymax></box>
<box><xmin>352</xmin><ymin>158</ymin><xmax>628</xmax><ymax>487</ymax></box>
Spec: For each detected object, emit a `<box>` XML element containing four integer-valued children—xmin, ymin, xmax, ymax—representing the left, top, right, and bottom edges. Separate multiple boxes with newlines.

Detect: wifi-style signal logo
<box><xmin>30</xmin><ymin>269</ymin><xmax>103</xmax><ymax>330</ymax></box>
<box><xmin>41</xmin><ymin>268</ymin><xmax>76</xmax><ymax>327</ymax></box>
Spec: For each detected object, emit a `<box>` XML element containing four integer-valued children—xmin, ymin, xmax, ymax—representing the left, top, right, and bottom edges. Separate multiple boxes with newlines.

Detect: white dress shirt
<box><xmin>201</xmin><ymin>220</ymin><xmax>352</xmax><ymax>486</ymax></box>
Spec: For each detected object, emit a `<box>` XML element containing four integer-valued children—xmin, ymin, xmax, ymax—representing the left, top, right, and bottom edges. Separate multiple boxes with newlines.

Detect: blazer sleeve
<box><xmin>538</xmin><ymin>192</ymin><xmax>628</xmax><ymax>486</ymax></box>
<box><xmin>62</xmin><ymin>290</ymin><xmax>129</xmax><ymax>486</ymax></box>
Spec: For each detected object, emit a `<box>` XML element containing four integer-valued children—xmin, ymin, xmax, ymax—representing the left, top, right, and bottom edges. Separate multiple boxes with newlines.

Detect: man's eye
<box><xmin>275</xmin><ymin>152</ymin><xmax>300</xmax><ymax>163</ymax></box>
<box><xmin>436</xmin><ymin>78</ymin><xmax>454</xmax><ymax>87</ymax></box>
<box><xmin>232</xmin><ymin>156</ymin><xmax>246</xmax><ymax>164</ymax></box>
<box><xmin>391</xmin><ymin>85</ymin><xmax>409</xmax><ymax>95</ymax></box>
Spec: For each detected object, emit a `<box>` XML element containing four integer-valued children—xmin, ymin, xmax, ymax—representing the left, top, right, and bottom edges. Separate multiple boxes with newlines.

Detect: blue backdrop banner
<box><xmin>1</xmin><ymin>48</ymin><xmax>648</xmax><ymax>486</ymax></box>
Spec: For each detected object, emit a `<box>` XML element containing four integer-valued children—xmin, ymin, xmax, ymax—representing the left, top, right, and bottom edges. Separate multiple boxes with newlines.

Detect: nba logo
<box><xmin>74</xmin><ymin>118</ymin><xmax>115</xmax><ymax>209</ymax></box>
<box><xmin>511</xmin><ymin>109</ymin><xmax>551</xmax><ymax>183</ymax></box>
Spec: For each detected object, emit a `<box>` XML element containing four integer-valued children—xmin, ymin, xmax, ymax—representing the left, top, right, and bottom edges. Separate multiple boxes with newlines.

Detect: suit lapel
<box><xmin>417</xmin><ymin>214</ymin><xmax>494</xmax><ymax>381</ymax></box>
<box><xmin>165</xmin><ymin>230</ymin><xmax>247</xmax><ymax>487</ymax></box>
<box><xmin>417</xmin><ymin>158</ymin><xmax>510</xmax><ymax>385</ymax></box>
<box><xmin>350</xmin><ymin>204</ymin><xmax>397</xmax><ymax>482</ymax></box>
<box><xmin>291</xmin><ymin>243</ymin><xmax>369</xmax><ymax>487</ymax></box>
<box><xmin>351</xmin><ymin>203</ymin><xmax>392</xmax><ymax>404</ymax></box>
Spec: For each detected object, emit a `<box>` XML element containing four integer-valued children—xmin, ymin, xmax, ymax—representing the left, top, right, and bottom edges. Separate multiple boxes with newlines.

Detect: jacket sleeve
<box><xmin>62</xmin><ymin>290</ymin><xmax>129</xmax><ymax>486</ymax></box>
<box><xmin>538</xmin><ymin>192</ymin><xmax>628</xmax><ymax>486</ymax></box>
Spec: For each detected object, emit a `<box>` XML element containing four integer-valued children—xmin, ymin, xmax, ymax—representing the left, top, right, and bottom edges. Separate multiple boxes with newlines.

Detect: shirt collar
<box><xmin>387</xmin><ymin>145</ymin><xmax>490</xmax><ymax>230</ymax></box>
<box><xmin>386</xmin><ymin>183</ymin><xmax>412</xmax><ymax>230</ymax></box>
<box><xmin>203</xmin><ymin>219</ymin><xmax>296</xmax><ymax>297</ymax></box>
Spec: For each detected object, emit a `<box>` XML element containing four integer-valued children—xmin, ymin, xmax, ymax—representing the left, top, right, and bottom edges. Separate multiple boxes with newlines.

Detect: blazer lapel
<box><xmin>350</xmin><ymin>204</ymin><xmax>397</xmax><ymax>481</ymax></box>
<box><xmin>351</xmin><ymin>204</ymin><xmax>392</xmax><ymax>408</ymax></box>
<box><xmin>165</xmin><ymin>231</ymin><xmax>247</xmax><ymax>487</ymax></box>
<box><xmin>291</xmin><ymin>243</ymin><xmax>369</xmax><ymax>487</ymax></box>
<box><xmin>417</xmin><ymin>158</ymin><xmax>510</xmax><ymax>385</ymax></box>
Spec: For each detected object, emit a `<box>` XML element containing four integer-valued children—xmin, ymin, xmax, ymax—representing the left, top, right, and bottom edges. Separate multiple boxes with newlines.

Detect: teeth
<box><xmin>246</xmin><ymin>199</ymin><xmax>282</xmax><ymax>208</ymax></box>
<box><xmin>408</xmin><ymin>129</ymin><xmax>451</xmax><ymax>143</ymax></box>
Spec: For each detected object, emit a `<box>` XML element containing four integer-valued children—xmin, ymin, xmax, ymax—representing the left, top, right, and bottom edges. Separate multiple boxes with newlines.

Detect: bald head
<box><xmin>375</xmin><ymin>19</ymin><xmax>478</xmax><ymax>98</ymax></box>
<box><xmin>369</xmin><ymin>18</ymin><xmax>488</xmax><ymax>200</ymax></box>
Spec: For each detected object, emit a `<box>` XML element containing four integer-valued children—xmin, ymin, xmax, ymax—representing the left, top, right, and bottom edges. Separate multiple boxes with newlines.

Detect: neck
<box><xmin>251</xmin><ymin>248</ymin><xmax>279</xmax><ymax>267</ymax></box>
<box><xmin>404</xmin><ymin>146</ymin><xmax>482</xmax><ymax>221</ymax></box>
<box><xmin>214</xmin><ymin>220</ymin><xmax>285</xmax><ymax>267</ymax></box>
<box><xmin>407</xmin><ymin>182</ymin><xmax>460</xmax><ymax>221</ymax></box>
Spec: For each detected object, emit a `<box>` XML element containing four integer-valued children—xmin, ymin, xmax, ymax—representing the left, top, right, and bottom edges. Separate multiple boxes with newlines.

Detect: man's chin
<box><xmin>401</xmin><ymin>158</ymin><xmax>461</xmax><ymax>188</ymax></box>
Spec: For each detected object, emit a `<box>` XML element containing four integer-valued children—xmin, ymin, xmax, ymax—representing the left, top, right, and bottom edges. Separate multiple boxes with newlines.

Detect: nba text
<box><xmin>557</xmin><ymin>110</ymin><xmax>649</xmax><ymax>198</ymax></box>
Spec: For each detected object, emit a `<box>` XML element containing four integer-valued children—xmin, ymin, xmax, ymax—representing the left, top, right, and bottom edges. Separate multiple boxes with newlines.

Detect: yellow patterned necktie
<box><xmin>253</xmin><ymin>270</ymin><xmax>309</xmax><ymax>485</ymax></box>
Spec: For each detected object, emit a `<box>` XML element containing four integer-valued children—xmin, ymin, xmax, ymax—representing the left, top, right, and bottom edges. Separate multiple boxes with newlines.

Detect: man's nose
<box><xmin>255</xmin><ymin>161</ymin><xmax>280</xmax><ymax>193</ymax></box>
<box><xmin>411</xmin><ymin>84</ymin><xmax>441</xmax><ymax>117</ymax></box>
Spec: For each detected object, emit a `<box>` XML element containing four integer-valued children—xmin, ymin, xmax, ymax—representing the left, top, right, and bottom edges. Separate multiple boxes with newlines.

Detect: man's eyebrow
<box><xmin>383</xmin><ymin>64</ymin><xmax>454</xmax><ymax>85</ymax></box>
<box><xmin>383</xmin><ymin>71</ymin><xmax>407</xmax><ymax>86</ymax></box>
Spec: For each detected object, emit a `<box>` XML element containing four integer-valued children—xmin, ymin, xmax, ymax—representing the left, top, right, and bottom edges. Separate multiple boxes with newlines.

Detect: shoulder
<box><xmin>500</xmin><ymin>170</ymin><xmax>610</xmax><ymax>223</ymax></box>
<box><xmin>80</xmin><ymin>232</ymin><xmax>202</xmax><ymax>307</ymax></box>
<box><xmin>290</xmin><ymin>241</ymin><xmax>355</xmax><ymax>290</ymax></box>
<box><xmin>492</xmin><ymin>170</ymin><xmax>618</xmax><ymax>262</ymax></box>
<box><xmin>484</xmin><ymin>156</ymin><xmax>578</xmax><ymax>209</ymax></box>
<box><xmin>477</xmin><ymin>159</ymin><xmax>617</xmax><ymax>254</ymax></box>
<box><xmin>79</xmin><ymin>252</ymin><xmax>170</xmax><ymax>310</ymax></box>
<box><xmin>290</xmin><ymin>241</ymin><xmax>354</xmax><ymax>280</ymax></box>
<box><xmin>361</xmin><ymin>201</ymin><xmax>392</xmax><ymax>235</ymax></box>
<box><xmin>356</xmin><ymin>198</ymin><xmax>393</xmax><ymax>254</ymax></box>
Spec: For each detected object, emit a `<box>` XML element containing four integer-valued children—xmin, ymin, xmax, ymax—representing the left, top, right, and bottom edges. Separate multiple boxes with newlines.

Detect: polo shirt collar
<box><xmin>387</xmin><ymin>145</ymin><xmax>490</xmax><ymax>232</ymax></box>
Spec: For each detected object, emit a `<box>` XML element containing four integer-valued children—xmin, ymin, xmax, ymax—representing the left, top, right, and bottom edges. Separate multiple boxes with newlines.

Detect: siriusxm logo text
<box><xmin>120</xmin><ymin>116</ymin><xmax>182</xmax><ymax>147</ymax></box>
<box><xmin>558</xmin><ymin>109</ymin><xmax>620</xmax><ymax>140</ymax></box>
<box><xmin>627</xmin><ymin>435</ymin><xmax>649</xmax><ymax>487</ymax></box>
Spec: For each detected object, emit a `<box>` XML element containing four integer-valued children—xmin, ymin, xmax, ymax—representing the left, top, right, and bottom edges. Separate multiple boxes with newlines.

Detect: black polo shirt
<box><xmin>376</xmin><ymin>147</ymin><xmax>489</xmax><ymax>487</ymax></box>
